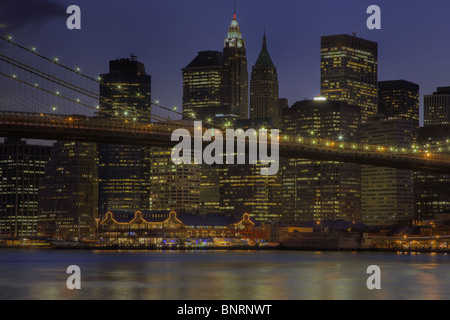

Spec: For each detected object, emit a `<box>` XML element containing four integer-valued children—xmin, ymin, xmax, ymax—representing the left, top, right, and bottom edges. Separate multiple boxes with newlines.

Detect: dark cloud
<box><xmin>0</xmin><ymin>0</ymin><xmax>66</xmax><ymax>35</ymax></box>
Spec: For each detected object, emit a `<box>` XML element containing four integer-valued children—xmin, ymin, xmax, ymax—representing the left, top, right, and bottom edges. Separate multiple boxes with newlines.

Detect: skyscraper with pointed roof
<box><xmin>250</xmin><ymin>32</ymin><xmax>280</xmax><ymax>128</ymax></box>
<box><xmin>221</xmin><ymin>11</ymin><xmax>249</xmax><ymax>119</ymax></box>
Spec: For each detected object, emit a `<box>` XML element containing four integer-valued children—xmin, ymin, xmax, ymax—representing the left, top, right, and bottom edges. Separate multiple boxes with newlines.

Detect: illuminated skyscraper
<box><xmin>221</xmin><ymin>12</ymin><xmax>249</xmax><ymax>119</ymax></box>
<box><xmin>99</xmin><ymin>56</ymin><xmax>151</xmax><ymax>122</ymax></box>
<box><xmin>360</xmin><ymin>80</ymin><xmax>418</xmax><ymax>226</ymax></box>
<box><xmin>147</xmin><ymin>146</ymin><xmax>201</xmax><ymax>213</ymax></box>
<box><xmin>361</xmin><ymin>116</ymin><xmax>415</xmax><ymax>226</ymax></box>
<box><xmin>218</xmin><ymin>145</ymin><xmax>282</xmax><ymax>223</ymax></box>
<box><xmin>0</xmin><ymin>138</ymin><xmax>51</xmax><ymax>237</ymax></box>
<box><xmin>378</xmin><ymin>80</ymin><xmax>419</xmax><ymax>123</ymax></box>
<box><xmin>98</xmin><ymin>56</ymin><xmax>151</xmax><ymax>214</ymax></box>
<box><xmin>37</xmin><ymin>141</ymin><xmax>98</xmax><ymax>240</ymax></box>
<box><xmin>321</xmin><ymin>34</ymin><xmax>378</xmax><ymax>123</ymax></box>
<box><xmin>182</xmin><ymin>51</ymin><xmax>223</xmax><ymax>120</ymax></box>
<box><xmin>416</xmin><ymin>87</ymin><xmax>450</xmax><ymax>220</ymax></box>
<box><xmin>250</xmin><ymin>33</ymin><xmax>280</xmax><ymax>128</ymax></box>
<box><xmin>415</xmin><ymin>124</ymin><xmax>450</xmax><ymax>220</ymax></box>
<box><xmin>282</xmin><ymin>99</ymin><xmax>361</xmax><ymax>224</ymax></box>
<box><xmin>424</xmin><ymin>87</ymin><xmax>450</xmax><ymax>127</ymax></box>
<box><xmin>200</xmin><ymin>164</ymin><xmax>221</xmax><ymax>215</ymax></box>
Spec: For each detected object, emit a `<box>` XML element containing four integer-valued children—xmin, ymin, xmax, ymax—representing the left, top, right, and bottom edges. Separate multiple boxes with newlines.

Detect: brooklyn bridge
<box><xmin>1</xmin><ymin>35</ymin><xmax>450</xmax><ymax>174</ymax></box>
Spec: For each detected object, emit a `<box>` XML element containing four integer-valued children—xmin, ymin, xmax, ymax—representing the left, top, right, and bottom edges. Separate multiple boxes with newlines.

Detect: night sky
<box><xmin>2</xmin><ymin>0</ymin><xmax>450</xmax><ymax>124</ymax></box>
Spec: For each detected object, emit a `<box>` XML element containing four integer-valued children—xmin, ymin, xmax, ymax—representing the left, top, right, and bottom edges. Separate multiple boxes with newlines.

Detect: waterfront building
<box><xmin>358</xmin><ymin>80</ymin><xmax>419</xmax><ymax>227</ymax></box>
<box><xmin>281</xmin><ymin>99</ymin><xmax>361</xmax><ymax>224</ymax></box>
<box><xmin>37</xmin><ymin>141</ymin><xmax>98</xmax><ymax>240</ymax></box>
<box><xmin>219</xmin><ymin>162</ymin><xmax>282</xmax><ymax>223</ymax></box>
<box><xmin>97</xmin><ymin>56</ymin><xmax>151</xmax><ymax>214</ymax></box>
<box><xmin>361</xmin><ymin>115</ymin><xmax>415</xmax><ymax>226</ymax></box>
<box><xmin>147</xmin><ymin>146</ymin><xmax>201</xmax><ymax>213</ymax></box>
<box><xmin>217</xmin><ymin>119</ymin><xmax>282</xmax><ymax>223</ymax></box>
<box><xmin>414</xmin><ymin>125</ymin><xmax>450</xmax><ymax>220</ymax></box>
<box><xmin>98</xmin><ymin>211</ymin><xmax>262</xmax><ymax>246</ymax></box>
<box><xmin>0</xmin><ymin>138</ymin><xmax>51</xmax><ymax>237</ymax></box>
<box><xmin>199</xmin><ymin>164</ymin><xmax>221</xmax><ymax>215</ymax></box>
<box><xmin>320</xmin><ymin>34</ymin><xmax>378</xmax><ymax>123</ymax></box>
<box><xmin>415</xmin><ymin>88</ymin><xmax>450</xmax><ymax>221</ymax></box>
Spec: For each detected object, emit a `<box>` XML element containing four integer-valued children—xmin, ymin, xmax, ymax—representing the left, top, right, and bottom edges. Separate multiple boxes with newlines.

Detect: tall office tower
<box><xmin>37</xmin><ymin>141</ymin><xmax>98</xmax><ymax>240</ymax></box>
<box><xmin>278</xmin><ymin>98</ymin><xmax>289</xmax><ymax>128</ymax></box>
<box><xmin>99</xmin><ymin>56</ymin><xmax>152</xmax><ymax>122</ymax></box>
<box><xmin>182</xmin><ymin>51</ymin><xmax>223</xmax><ymax>120</ymax></box>
<box><xmin>221</xmin><ymin>12</ymin><xmax>249</xmax><ymax>119</ymax></box>
<box><xmin>320</xmin><ymin>34</ymin><xmax>378</xmax><ymax>123</ymax></box>
<box><xmin>217</xmin><ymin>118</ymin><xmax>282</xmax><ymax>222</ymax></box>
<box><xmin>378</xmin><ymin>80</ymin><xmax>420</xmax><ymax>122</ymax></box>
<box><xmin>424</xmin><ymin>87</ymin><xmax>450</xmax><ymax>127</ymax></box>
<box><xmin>250</xmin><ymin>33</ymin><xmax>280</xmax><ymax>128</ymax></box>
<box><xmin>98</xmin><ymin>57</ymin><xmax>151</xmax><ymax>214</ymax></box>
<box><xmin>416</xmin><ymin>87</ymin><xmax>450</xmax><ymax>221</ymax></box>
<box><xmin>282</xmin><ymin>99</ymin><xmax>361</xmax><ymax>224</ymax></box>
<box><xmin>219</xmin><ymin>162</ymin><xmax>282</xmax><ymax>223</ymax></box>
<box><xmin>361</xmin><ymin>116</ymin><xmax>415</xmax><ymax>226</ymax></box>
<box><xmin>147</xmin><ymin>147</ymin><xmax>201</xmax><ymax>213</ymax></box>
<box><xmin>199</xmin><ymin>164</ymin><xmax>221</xmax><ymax>214</ymax></box>
<box><xmin>0</xmin><ymin>138</ymin><xmax>51</xmax><ymax>237</ymax></box>
<box><xmin>414</xmin><ymin>126</ymin><xmax>450</xmax><ymax>220</ymax></box>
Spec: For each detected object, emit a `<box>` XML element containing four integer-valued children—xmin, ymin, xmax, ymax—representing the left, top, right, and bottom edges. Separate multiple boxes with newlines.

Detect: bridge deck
<box><xmin>1</xmin><ymin>111</ymin><xmax>450</xmax><ymax>173</ymax></box>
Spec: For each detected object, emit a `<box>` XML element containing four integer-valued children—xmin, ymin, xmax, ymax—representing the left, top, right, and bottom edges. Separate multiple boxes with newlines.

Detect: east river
<box><xmin>0</xmin><ymin>249</ymin><xmax>449</xmax><ymax>300</ymax></box>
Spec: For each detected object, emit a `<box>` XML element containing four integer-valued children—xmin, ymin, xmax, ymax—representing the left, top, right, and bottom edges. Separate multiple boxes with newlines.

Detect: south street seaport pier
<box><xmin>3</xmin><ymin>210</ymin><xmax>450</xmax><ymax>253</ymax></box>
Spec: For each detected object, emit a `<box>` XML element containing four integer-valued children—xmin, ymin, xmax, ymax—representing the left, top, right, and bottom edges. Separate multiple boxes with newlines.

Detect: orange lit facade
<box><xmin>97</xmin><ymin>211</ymin><xmax>267</xmax><ymax>247</ymax></box>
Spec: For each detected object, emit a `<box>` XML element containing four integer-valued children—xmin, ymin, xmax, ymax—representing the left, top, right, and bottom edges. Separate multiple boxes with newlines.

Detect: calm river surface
<box><xmin>0</xmin><ymin>249</ymin><xmax>449</xmax><ymax>300</ymax></box>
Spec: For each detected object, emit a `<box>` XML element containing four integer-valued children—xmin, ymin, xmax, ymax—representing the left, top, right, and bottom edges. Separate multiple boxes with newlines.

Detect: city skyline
<box><xmin>4</xmin><ymin>1</ymin><xmax>450</xmax><ymax>304</ymax></box>
<box><xmin>3</xmin><ymin>0</ymin><xmax>450</xmax><ymax>124</ymax></box>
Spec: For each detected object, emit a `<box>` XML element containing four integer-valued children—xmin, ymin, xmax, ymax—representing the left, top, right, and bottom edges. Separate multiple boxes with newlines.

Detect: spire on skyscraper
<box><xmin>221</xmin><ymin>4</ymin><xmax>249</xmax><ymax>119</ymax></box>
<box><xmin>254</xmin><ymin>32</ymin><xmax>274</xmax><ymax>68</ymax></box>
<box><xmin>250</xmin><ymin>30</ymin><xmax>279</xmax><ymax>127</ymax></box>
<box><xmin>227</xmin><ymin>11</ymin><xmax>241</xmax><ymax>40</ymax></box>
<box><xmin>224</xmin><ymin>5</ymin><xmax>245</xmax><ymax>48</ymax></box>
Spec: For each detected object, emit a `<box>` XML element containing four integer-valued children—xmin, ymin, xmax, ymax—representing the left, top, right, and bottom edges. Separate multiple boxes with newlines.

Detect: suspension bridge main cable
<box><xmin>0</xmin><ymin>70</ymin><xmax>186</xmax><ymax>126</ymax></box>
<box><xmin>0</xmin><ymin>53</ymin><xmax>177</xmax><ymax>124</ymax></box>
<box><xmin>0</xmin><ymin>36</ymin><xmax>225</xmax><ymax>129</ymax></box>
<box><xmin>0</xmin><ymin>37</ymin><xmax>181</xmax><ymax>125</ymax></box>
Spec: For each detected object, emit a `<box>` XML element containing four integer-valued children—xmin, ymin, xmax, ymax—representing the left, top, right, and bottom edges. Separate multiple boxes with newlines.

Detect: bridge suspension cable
<box><xmin>0</xmin><ymin>36</ymin><xmax>225</xmax><ymax>129</ymax></box>
<box><xmin>0</xmin><ymin>70</ymin><xmax>184</xmax><ymax>126</ymax></box>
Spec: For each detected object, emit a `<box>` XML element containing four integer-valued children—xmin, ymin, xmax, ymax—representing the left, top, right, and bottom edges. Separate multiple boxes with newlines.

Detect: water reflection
<box><xmin>0</xmin><ymin>249</ymin><xmax>450</xmax><ymax>300</ymax></box>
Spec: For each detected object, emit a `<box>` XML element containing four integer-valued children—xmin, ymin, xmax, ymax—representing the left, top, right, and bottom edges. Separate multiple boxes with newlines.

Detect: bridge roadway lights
<box><xmin>277</xmin><ymin>147</ymin><xmax>450</xmax><ymax>174</ymax></box>
<box><xmin>1</xmin><ymin>114</ymin><xmax>450</xmax><ymax>174</ymax></box>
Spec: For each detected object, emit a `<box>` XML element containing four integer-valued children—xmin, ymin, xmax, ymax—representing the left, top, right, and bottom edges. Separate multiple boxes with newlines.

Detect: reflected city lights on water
<box><xmin>1</xmin><ymin>250</ymin><xmax>450</xmax><ymax>300</ymax></box>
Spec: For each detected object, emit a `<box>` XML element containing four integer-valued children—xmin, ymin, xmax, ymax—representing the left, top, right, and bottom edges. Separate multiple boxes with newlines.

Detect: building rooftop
<box><xmin>253</xmin><ymin>33</ymin><xmax>274</xmax><ymax>69</ymax></box>
<box><xmin>185</xmin><ymin>51</ymin><xmax>223</xmax><ymax>69</ymax></box>
<box><xmin>100</xmin><ymin>211</ymin><xmax>259</xmax><ymax>228</ymax></box>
